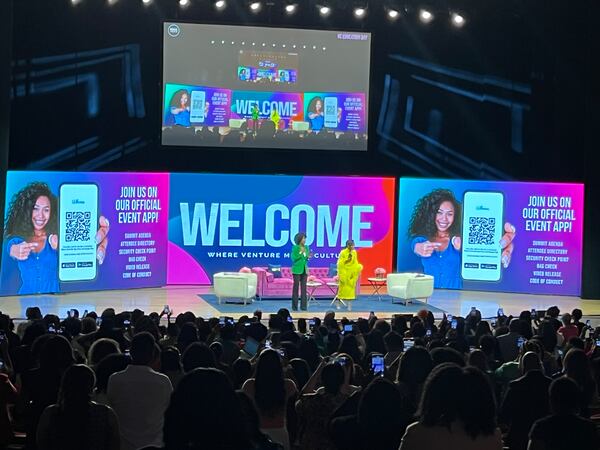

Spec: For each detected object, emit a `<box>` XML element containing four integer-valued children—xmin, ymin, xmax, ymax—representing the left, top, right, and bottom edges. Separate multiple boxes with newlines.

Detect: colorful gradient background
<box><xmin>397</xmin><ymin>178</ymin><xmax>584</xmax><ymax>296</ymax></box>
<box><xmin>163</xmin><ymin>83</ymin><xmax>231</xmax><ymax>126</ymax></box>
<box><xmin>168</xmin><ymin>174</ymin><xmax>396</xmax><ymax>285</ymax></box>
<box><xmin>1</xmin><ymin>171</ymin><xmax>170</xmax><ymax>296</ymax></box>
<box><xmin>304</xmin><ymin>92</ymin><xmax>367</xmax><ymax>132</ymax></box>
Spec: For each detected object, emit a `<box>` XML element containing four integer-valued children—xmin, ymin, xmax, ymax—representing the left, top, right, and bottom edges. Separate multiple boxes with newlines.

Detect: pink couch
<box><xmin>252</xmin><ymin>267</ymin><xmax>360</xmax><ymax>299</ymax></box>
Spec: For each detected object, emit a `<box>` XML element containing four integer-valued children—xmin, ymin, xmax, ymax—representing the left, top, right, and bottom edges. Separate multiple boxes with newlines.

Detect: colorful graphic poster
<box><xmin>304</xmin><ymin>92</ymin><xmax>366</xmax><ymax>132</ymax></box>
<box><xmin>0</xmin><ymin>171</ymin><xmax>169</xmax><ymax>296</ymax></box>
<box><xmin>163</xmin><ymin>83</ymin><xmax>232</xmax><ymax>127</ymax></box>
<box><xmin>230</xmin><ymin>90</ymin><xmax>304</xmax><ymax>124</ymax></box>
<box><xmin>168</xmin><ymin>174</ymin><xmax>396</xmax><ymax>285</ymax></box>
<box><xmin>397</xmin><ymin>178</ymin><xmax>584</xmax><ymax>296</ymax></box>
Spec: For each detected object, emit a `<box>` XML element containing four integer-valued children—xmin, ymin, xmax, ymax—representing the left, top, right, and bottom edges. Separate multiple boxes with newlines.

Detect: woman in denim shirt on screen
<box><xmin>408</xmin><ymin>189</ymin><xmax>463</xmax><ymax>289</ymax></box>
<box><xmin>4</xmin><ymin>182</ymin><xmax>60</xmax><ymax>294</ymax></box>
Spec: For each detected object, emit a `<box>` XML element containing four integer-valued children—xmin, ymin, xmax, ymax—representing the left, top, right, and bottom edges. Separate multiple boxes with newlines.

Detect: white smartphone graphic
<box><xmin>190</xmin><ymin>90</ymin><xmax>206</xmax><ymax>123</ymax></box>
<box><xmin>59</xmin><ymin>183</ymin><xmax>98</xmax><ymax>282</ymax></box>
<box><xmin>324</xmin><ymin>96</ymin><xmax>338</xmax><ymax>128</ymax></box>
<box><xmin>461</xmin><ymin>191</ymin><xmax>504</xmax><ymax>282</ymax></box>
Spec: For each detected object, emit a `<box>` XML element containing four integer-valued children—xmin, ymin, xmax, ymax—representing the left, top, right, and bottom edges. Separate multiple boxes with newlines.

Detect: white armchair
<box><xmin>213</xmin><ymin>272</ymin><xmax>257</xmax><ymax>305</ymax></box>
<box><xmin>386</xmin><ymin>273</ymin><xmax>434</xmax><ymax>305</ymax></box>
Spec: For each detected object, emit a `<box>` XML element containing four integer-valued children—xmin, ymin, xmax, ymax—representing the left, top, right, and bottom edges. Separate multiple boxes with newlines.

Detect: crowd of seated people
<box><xmin>162</xmin><ymin>123</ymin><xmax>367</xmax><ymax>150</ymax></box>
<box><xmin>0</xmin><ymin>305</ymin><xmax>599</xmax><ymax>450</ymax></box>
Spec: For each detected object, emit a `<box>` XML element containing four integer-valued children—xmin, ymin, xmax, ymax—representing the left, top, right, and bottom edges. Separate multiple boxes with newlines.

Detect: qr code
<box><xmin>65</xmin><ymin>211</ymin><xmax>92</xmax><ymax>242</ymax></box>
<box><xmin>468</xmin><ymin>217</ymin><xmax>496</xmax><ymax>245</ymax></box>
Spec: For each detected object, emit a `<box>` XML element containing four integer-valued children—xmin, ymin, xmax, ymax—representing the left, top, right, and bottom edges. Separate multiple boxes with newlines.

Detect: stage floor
<box><xmin>0</xmin><ymin>285</ymin><xmax>599</xmax><ymax>322</ymax></box>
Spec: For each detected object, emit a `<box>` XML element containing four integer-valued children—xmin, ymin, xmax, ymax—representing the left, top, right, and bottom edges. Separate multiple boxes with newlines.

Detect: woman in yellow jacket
<box><xmin>336</xmin><ymin>240</ymin><xmax>363</xmax><ymax>310</ymax></box>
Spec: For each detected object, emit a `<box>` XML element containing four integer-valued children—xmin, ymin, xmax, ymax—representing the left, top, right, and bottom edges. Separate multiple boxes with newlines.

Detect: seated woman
<box><xmin>336</xmin><ymin>240</ymin><xmax>363</xmax><ymax>310</ymax></box>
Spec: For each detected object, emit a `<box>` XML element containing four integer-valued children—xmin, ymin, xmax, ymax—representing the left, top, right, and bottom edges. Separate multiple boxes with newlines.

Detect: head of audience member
<box><xmin>479</xmin><ymin>335</ymin><xmax>497</xmax><ymax>357</ymax></box>
<box><xmin>339</xmin><ymin>334</ymin><xmax>362</xmax><ymax>361</ymax></box>
<box><xmin>468</xmin><ymin>350</ymin><xmax>489</xmax><ymax>372</ymax></box>
<box><xmin>547</xmin><ymin>306</ymin><xmax>560</xmax><ymax>319</ymax></box>
<box><xmin>160</xmin><ymin>347</ymin><xmax>182</xmax><ymax>374</ymax></box>
<box><xmin>571</xmin><ymin>309</ymin><xmax>583</xmax><ymax>323</ymax></box>
<box><xmin>255</xmin><ymin>349</ymin><xmax>286</xmax><ymax>415</ymax></box>
<box><xmin>182</xmin><ymin>342</ymin><xmax>216</xmax><ymax>372</ymax></box>
<box><xmin>177</xmin><ymin>322</ymin><xmax>199</xmax><ymax>352</ymax></box>
<box><xmin>289</xmin><ymin>358</ymin><xmax>310</xmax><ymax>391</ymax></box>
<box><xmin>163</xmin><ymin>368</ymin><xmax>250</xmax><ymax>450</ymax></box>
<box><xmin>365</xmin><ymin>329</ymin><xmax>387</xmax><ymax>356</ymax></box>
<box><xmin>410</xmin><ymin>321</ymin><xmax>427</xmax><ymax>339</ymax></box>
<box><xmin>95</xmin><ymin>354</ymin><xmax>129</xmax><ymax>394</ymax></box>
<box><xmin>321</xmin><ymin>362</ymin><xmax>345</xmax><ymax>396</ymax></box>
<box><xmin>232</xmin><ymin>358</ymin><xmax>252</xmax><ymax>390</ymax></box>
<box><xmin>397</xmin><ymin>346</ymin><xmax>434</xmax><ymax>386</ymax></box>
<box><xmin>392</xmin><ymin>315</ymin><xmax>409</xmax><ymax>335</ymax></box>
<box><xmin>418</xmin><ymin>363</ymin><xmax>463</xmax><ymax>427</ymax></box>
<box><xmin>519</xmin><ymin>351</ymin><xmax>543</xmax><ymax>375</ymax></box>
<box><xmin>431</xmin><ymin>347</ymin><xmax>465</xmax><ymax>367</ymax></box>
<box><xmin>166</xmin><ymin>323</ymin><xmax>179</xmax><ymax>339</ymax></box>
<box><xmin>458</xmin><ymin>367</ymin><xmax>498</xmax><ymax>439</ymax></box>
<box><xmin>268</xmin><ymin>314</ymin><xmax>284</xmax><ymax>332</ymax></box>
<box><xmin>549</xmin><ymin>377</ymin><xmax>582</xmax><ymax>415</ymax></box>
<box><xmin>509</xmin><ymin>319</ymin><xmax>522</xmax><ymax>334</ymax></box>
<box><xmin>80</xmin><ymin>317</ymin><xmax>97</xmax><ymax>334</ymax></box>
<box><xmin>88</xmin><ymin>338</ymin><xmax>120</xmax><ymax>367</ymax></box>
<box><xmin>58</xmin><ymin>364</ymin><xmax>95</xmax><ymax>413</ymax></box>
<box><xmin>22</xmin><ymin>321</ymin><xmax>46</xmax><ymax>346</ymax></box>
<box><xmin>475</xmin><ymin>321</ymin><xmax>493</xmax><ymax>339</ymax></box>
<box><xmin>518</xmin><ymin>309</ymin><xmax>531</xmax><ymax>321</ymax></box>
<box><xmin>40</xmin><ymin>334</ymin><xmax>75</xmax><ymax>372</ymax></box>
<box><xmin>62</xmin><ymin>317</ymin><xmax>82</xmax><ymax>337</ymax></box>
<box><xmin>358</xmin><ymin>378</ymin><xmax>408</xmax><ymax>447</ymax></box>
<box><xmin>561</xmin><ymin>313</ymin><xmax>573</xmax><ymax>327</ymax></box>
<box><xmin>563</xmin><ymin>348</ymin><xmax>595</xmax><ymax>395</ymax></box>
<box><xmin>26</xmin><ymin>306</ymin><xmax>43</xmax><ymax>321</ymax></box>
<box><xmin>130</xmin><ymin>332</ymin><xmax>158</xmax><ymax>366</ymax></box>
<box><xmin>133</xmin><ymin>316</ymin><xmax>160</xmax><ymax>341</ymax></box>
<box><xmin>220</xmin><ymin>324</ymin><xmax>237</xmax><ymax>342</ymax></box>
<box><xmin>384</xmin><ymin>331</ymin><xmax>404</xmax><ymax>354</ymax></box>
<box><xmin>374</xmin><ymin>319</ymin><xmax>392</xmax><ymax>335</ymax></box>
<box><xmin>100</xmin><ymin>308</ymin><xmax>116</xmax><ymax>320</ymax></box>
<box><xmin>209</xmin><ymin>341</ymin><xmax>224</xmax><ymax>363</ymax></box>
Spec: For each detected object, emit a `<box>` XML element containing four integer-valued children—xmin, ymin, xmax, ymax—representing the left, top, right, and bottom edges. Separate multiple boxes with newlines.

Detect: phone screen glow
<box><xmin>461</xmin><ymin>191</ymin><xmax>504</xmax><ymax>282</ymax></box>
<box><xmin>59</xmin><ymin>184</ymin><xmax>98</xmax><ymax>282</ymax></box>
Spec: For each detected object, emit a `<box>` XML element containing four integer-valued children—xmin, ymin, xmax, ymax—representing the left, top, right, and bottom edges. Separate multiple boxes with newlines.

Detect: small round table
<box><xmin>367</xmin><ymin>277</ymin><xmax>387</xmax><ymax>301</ymax></box>
<box><xmin>306</xmin><ymin>281</ymin><xmax>323</xmax><ymax>305</ymax></box>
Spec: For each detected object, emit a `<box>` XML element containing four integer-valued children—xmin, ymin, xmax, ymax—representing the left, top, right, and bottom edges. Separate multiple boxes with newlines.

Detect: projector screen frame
<box><xmin>159</xmin><ymin>20</ymin><xmax>374</xmax><ymax>154</ymax></box>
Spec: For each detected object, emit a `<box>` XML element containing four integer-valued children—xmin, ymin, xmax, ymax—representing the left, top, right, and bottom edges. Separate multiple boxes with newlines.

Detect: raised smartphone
<box><xmin>324</xmin><ymin>96</ymin><xmax>338</xmax><ymax>128</ymax></box>
<box><xmin>190</xmin><ymin>90</ymin><xmax>206</xmax><ymax>123</ymax></box>
<box><xmin>371</xmin><ymin>354</ymin><xmax>384</xmax><ymax>376</ymax></box>
<box><xmin>461</xmin><ymin>191</ymin><xmax>504</xmax><ymax>282</ymax></box>
<box><xmin>59</xmin><ymin>183</ymin><xmax>98</xmax><ymax>282</ymax></box>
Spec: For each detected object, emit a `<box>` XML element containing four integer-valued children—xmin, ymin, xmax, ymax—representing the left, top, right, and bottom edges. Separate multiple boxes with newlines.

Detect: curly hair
<box><xmin>169</xmin><ymin>89</ymin><xmax>189</xmax><ymax>108</ymax></box>
<box><xmin>4</xmin><ymin>182</ymin><xmax>58</xmax><ymax>238</ymax></box>
<box><xmin>307</xmin><ymin>96</ymin><xmax>323</xmax><ymax>114</ymax></box>
<box><xmin>408</xmin><ymin>189</ymin><xmax>461</xmax><ymax>239</ymax></box>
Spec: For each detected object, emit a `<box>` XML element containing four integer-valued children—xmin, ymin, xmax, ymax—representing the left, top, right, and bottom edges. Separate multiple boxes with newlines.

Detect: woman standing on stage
<box><xmin>336</xmin><ymin>240</ymin><xmax>363</xmax><ymax>310</ymax></box>
<box><xmin>291</xmin><ymin>232</ymin><xmax>311</xmax><ymax>311</ymax></box>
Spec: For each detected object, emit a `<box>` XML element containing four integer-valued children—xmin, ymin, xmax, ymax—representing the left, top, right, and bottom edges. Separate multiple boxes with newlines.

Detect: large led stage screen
<box><xmin>1</xmin><ymin>171</ymin><xmax>169</xmax><ymax>296</ymax></box>
<box><xmin>162</xmin><ymin>23</ymin><xmax>371</xmax><ymax>151</ymax></box>
<box><xmin>167</xmin><ymin>174</ymin><xmax>395</xmax><ymax>284</ymax></box>
<box><xmin>397</xmin><ymin>178</ymin><xmax>584</xmax><ymax>296</ymax></box>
